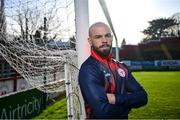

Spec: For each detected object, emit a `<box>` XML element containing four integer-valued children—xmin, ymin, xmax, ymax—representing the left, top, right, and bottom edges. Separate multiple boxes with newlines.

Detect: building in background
<box><xmin>0</xmin><ymin>54</ymin><xmax>30</xmax><ymax>96</ymax></box>
<box><xmin>112</xmin><ymin>36</ymin><xmax>180</xmax><ymax>71</ymax></box>
<box><xmin>118</xmin><ymin>36</ymin><xmax>180</xmax><ymax>60</ymax></box>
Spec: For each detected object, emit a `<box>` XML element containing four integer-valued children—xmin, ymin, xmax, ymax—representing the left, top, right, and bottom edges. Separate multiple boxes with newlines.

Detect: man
<box><xmin>78</xmin><ymin>22</ymin><xmax>148</xmax><ymax>119</ymax></box>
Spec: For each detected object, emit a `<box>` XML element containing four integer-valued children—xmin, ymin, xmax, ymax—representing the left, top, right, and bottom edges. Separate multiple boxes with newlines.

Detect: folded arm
<box><xmin>114</xmin><ymin>70</ymin><xmax>148</xmax><ymax>108</ymax></box>
<box><xmin>79</xmin><ymin>65</ymin><xmax>130</xmax><ymax>118</ymax></box>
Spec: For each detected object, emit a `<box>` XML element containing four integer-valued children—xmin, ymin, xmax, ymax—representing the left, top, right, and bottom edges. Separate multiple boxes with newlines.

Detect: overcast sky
<box><xmin>89</xmin><ymin>0</ymin><xmax>180</xmax><ymax>46</ymax></box>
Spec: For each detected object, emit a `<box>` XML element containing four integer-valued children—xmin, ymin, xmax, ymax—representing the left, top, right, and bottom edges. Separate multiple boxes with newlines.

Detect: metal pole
<box><xmin>44</xmin><ymin>17</ymin><xmax>47</xmax><ymax>44</ymax></box>
<box><xmin>75</xmin><ymin>0</ymin><xmax>90</xmax><ymax>67</ymax></box>
<box><xmin>98</xmin><ymin>0</ymin><xmax>119</xmax><ymax>61</ymax></box>
<box><xmin>74</xmin><ymin>0</ymin><xmax>90</xmax><ymax>119</ymax></box>
<box><xmin>65</xmin><ymin>63</ymin><xmax>74</xmax><ymax>120</ymax></box>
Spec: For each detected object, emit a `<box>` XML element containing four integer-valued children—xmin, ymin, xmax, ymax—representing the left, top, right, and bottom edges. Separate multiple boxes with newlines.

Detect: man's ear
<box><xmin>88</xmin><ymin>37</ymin><xmax>92</xmax><ymax>46</ymax></box>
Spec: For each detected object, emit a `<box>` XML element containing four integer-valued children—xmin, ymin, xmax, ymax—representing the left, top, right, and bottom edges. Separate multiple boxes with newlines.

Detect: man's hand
<box><xmin>107</xmin><ymin>93</ymin><xmax>115</xmax><ymax>104</ymax></box>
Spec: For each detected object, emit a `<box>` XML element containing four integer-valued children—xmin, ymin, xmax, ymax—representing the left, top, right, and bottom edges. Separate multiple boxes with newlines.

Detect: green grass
<box><xmin>129</xmin><ymin>71</ymin><xmax>180</xmax><ymax>119</ymax></box>
<box><xmin>33</xmin><ymin>71</ymin><xmax>180</xmax><ymax>119</ymax></box>
<box><xmin>33</xmin><ymin>98</ymin><xmax>67</xmax><ymax>119</ymax></box>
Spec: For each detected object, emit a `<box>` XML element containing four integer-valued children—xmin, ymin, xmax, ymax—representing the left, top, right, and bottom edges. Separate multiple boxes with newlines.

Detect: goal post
<box><xmin>74</xmin><ymin>0</ymin><xmax>90</xmax><ymax>119</ymax></box>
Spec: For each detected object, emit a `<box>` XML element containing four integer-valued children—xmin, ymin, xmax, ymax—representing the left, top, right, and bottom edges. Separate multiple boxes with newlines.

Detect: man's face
<box><xmin>88</xmin><ymin>25</ymin><xmax>113</xmax><ymax>57</ymax></box>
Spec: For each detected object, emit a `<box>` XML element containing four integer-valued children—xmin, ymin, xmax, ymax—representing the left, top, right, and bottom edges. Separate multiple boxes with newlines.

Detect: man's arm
<box><xmin>79</xmin><ymin>64</ymin><xmax>130</xmax><ymax>118</ymax></box>
<box><xmin>115</xmin><ymin>69</ymin><xmax>148</xmax><ymax>108</ymax></box>
<box><xmin>126</xmin><ymin>72</ymin><xmax>148</xmax><ymax>108</ymax></box>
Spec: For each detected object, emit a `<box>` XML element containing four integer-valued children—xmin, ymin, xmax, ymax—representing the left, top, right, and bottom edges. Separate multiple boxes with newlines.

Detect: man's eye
<box><xmin>94</xmin><ymin>35</ymin><xmax>103</xmax><ymax>39</ymax></box>
<box><xmin>105</xmin><ymin>33</ymin><xmax>112</xmax><ymax>38</ymax></box>
<box><xmin>93</xmin><ymin>33</ymin><xmax>112</xmax><ymax>39</ymax></box>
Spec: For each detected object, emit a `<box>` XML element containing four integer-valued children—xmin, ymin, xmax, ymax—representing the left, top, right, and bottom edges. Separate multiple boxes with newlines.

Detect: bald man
<box><xmin>78</xmin><ymin>22</ymin><xmax>148</xmax><ymax>119</ymax></box>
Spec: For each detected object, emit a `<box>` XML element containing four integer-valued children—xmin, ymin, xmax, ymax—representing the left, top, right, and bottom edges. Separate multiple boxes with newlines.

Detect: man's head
<box><xmin>88</xmin><ymin>22</ymin><xmax>113</xmax><ymax>57</ymax></box>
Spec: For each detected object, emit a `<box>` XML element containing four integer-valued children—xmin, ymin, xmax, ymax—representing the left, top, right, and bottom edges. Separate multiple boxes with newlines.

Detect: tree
<box><xmin>8</xmin><ymin>0</ymin><xmax>66</xmax><ymax>43</ymax></box>
<box><xmin>142</xmin><ymin>16</ymin><xmax>179</xmax><ymax>42</ymax></box>
<box><xmin>0</xmin><ymin>0</ymin><xmax>6</xmax><ymax>34</ymax></box>
<box><xmin>170</xmin><ymin>12</ymin><xmax>180</xmax><ymax>36</ymax></box>
<box><xmin>34</xmin><ymin>30</ymin><xmax>42</xmax><ymax>45</ymax></box>
<box><xmin>69</xmin><ymin>36</ymin><xmax>76</xmax><ymax>50</ymax></box>
<box><xmin>121</xmin><ymin>38</ymin><xmax>126</xmax><ymax>47</ymax></box>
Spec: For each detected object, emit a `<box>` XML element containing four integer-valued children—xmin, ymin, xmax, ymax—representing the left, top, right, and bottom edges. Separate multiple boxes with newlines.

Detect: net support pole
<box><xmin>74</xmin><ymin>0</ymin><xmax>90</xmax><ymax>119</ymax></box>
<box><xmin>65</xmin><ymin>63</ymin><xmax>74</xmax><ymax>120</ymax></box>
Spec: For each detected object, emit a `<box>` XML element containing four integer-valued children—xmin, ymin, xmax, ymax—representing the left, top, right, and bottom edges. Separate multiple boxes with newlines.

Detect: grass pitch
<box><xmin>33</xmin><ymin>71</ymin><xmax>180</xmax><ymax>119</ymax></box>
<box><xmin>129</xmin><ymin>71</ymin><xmax>180</xmax><ymax>119</ymax></box>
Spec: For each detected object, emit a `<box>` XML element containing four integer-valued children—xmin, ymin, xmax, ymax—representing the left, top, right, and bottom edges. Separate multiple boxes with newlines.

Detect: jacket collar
<box><xmin>91</xmin><ymin>49</ymin><xmax>112</xmax><ymax>63</ymax></box>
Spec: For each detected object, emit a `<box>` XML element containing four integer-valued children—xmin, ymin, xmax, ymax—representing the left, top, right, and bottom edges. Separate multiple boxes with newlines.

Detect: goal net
<box><xmin>0</xmin><ymin>0</ymin><xmax>82</xmax><ymax>119</ymax></box>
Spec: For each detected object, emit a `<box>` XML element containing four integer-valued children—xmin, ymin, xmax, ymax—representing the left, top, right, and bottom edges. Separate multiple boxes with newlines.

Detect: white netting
<box><xmin>0</xmin><ymin>0</ymin><xmax>77</xmax><ymax>92</ymax></box>
<box><xmin>0</xmin><ymin>1</ymin><xmax>84</xmax><ymax>118</ymax></box>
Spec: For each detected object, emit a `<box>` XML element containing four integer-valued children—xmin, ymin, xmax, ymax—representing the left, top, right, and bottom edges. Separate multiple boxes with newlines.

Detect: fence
<box><xmin>122</xmin><ymin>60</ymin><xmax>180</xmax><ymax>71</ymax></box>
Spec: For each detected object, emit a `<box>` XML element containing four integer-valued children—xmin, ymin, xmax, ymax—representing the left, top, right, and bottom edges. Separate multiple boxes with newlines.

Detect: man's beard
<box><xmin>92</xmin><ymin>44</ymin><xmax>112</xmax><ymax>57</ymax></box>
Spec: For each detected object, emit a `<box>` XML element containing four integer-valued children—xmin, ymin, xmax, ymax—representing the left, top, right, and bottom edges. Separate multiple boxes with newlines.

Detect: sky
<box><xmin>88</xmin><ymin>0</ymin><xmax>180</xmax><ymax>46</ymax></box>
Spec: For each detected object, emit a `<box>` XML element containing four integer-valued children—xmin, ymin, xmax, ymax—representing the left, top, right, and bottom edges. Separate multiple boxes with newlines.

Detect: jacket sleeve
<box><xmin>116</xmin><ymin>68</ymin><xmax>148</xmax><ymax>108</ymax></box>
<box><xmin>126</xmin><ymin>71</ymin><xmax>148</xmax><ymax>108</ymax></box>
<box><xmin>79</xmin><ymin>64</ymin><xmax>130</xmax><ymax>118</ymax></box>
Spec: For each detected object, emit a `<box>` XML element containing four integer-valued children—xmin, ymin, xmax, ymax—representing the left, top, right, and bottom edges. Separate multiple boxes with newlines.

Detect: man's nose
<box><xmin>101</xmin><ymin>36</ymin><xmax>108</xmax><ymax>42</ymax></box>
